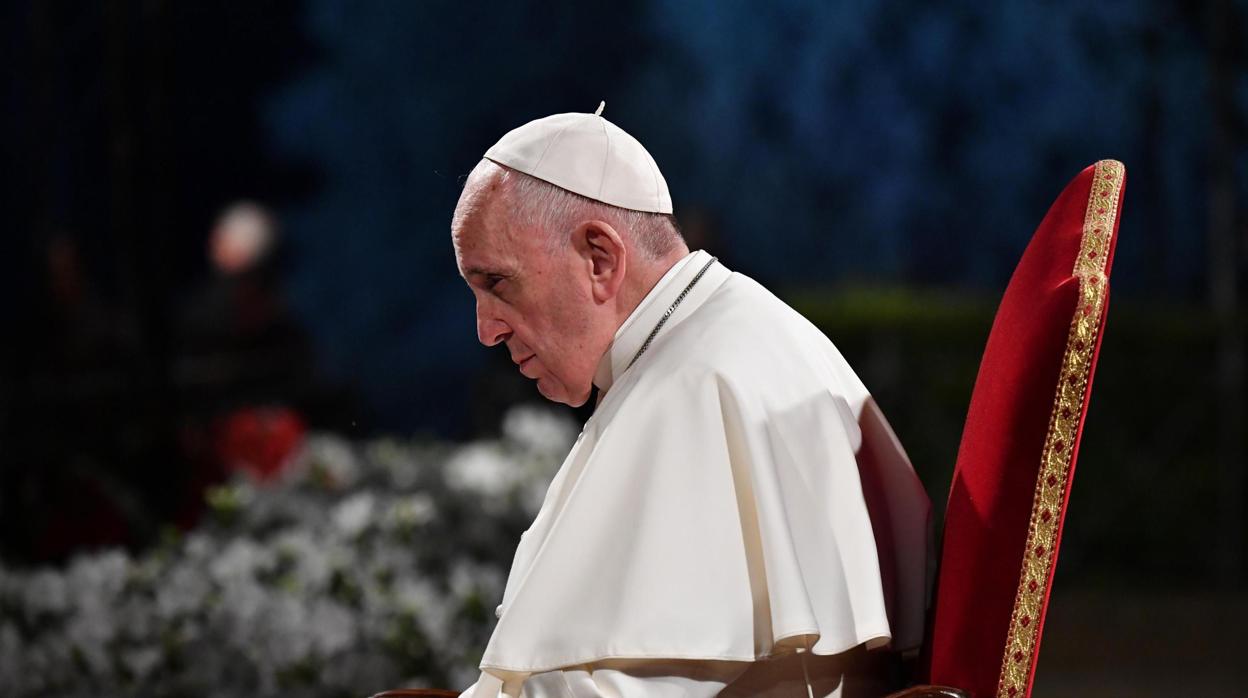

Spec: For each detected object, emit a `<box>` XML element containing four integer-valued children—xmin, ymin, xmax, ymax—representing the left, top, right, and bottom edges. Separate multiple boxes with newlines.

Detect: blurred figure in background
<box><xmin>173</xmin><ymin>202</ymin><xmax>314</xmax><ymax>522</ymax></box>
<box><xmin>179</xmin><ymin>202</ymin><xmax>300</xmax><ymax>363</ymax></box>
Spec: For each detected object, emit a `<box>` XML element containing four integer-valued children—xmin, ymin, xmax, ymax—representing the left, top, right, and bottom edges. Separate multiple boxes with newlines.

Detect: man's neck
<box><xmin>591</xmin><ymin>247</ymin><xmax>696</xmax><ymax>399</ymax></box>
<box><xmin>613</xmin><ymin>248</ymin><xmax>691</xmax><ymax>331</ymax></box>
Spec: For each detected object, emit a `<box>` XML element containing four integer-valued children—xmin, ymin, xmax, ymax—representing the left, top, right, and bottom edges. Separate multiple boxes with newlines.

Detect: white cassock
<box><xmin>463</xmin><ymin>250</ymin><xmax>931</xmax><ymax>697</ymax></box>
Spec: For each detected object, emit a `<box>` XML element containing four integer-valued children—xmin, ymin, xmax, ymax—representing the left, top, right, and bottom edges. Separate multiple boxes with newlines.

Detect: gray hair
<box><xmin>470</xmin><ymin>159</ymin><xmax>684</xmax><ymax>260</ymax></box>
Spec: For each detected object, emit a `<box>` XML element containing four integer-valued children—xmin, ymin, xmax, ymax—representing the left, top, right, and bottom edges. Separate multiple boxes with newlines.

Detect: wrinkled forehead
<box><xmin>452</xmin><ymin>163</ymin><xmax>524</xmax><ymax>275</ymax></box>
<box><xmin>453</xmin><ymin>161</ymin><xmax>502</xmax><ymax>230</ymax></box>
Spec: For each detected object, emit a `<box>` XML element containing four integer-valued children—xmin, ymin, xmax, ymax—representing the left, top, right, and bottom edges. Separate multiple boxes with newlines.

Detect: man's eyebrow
<box><xmin>462</xmin><ymin>265</ymin><xmax>513</xmax><ymax>280</ymax></box>
<box><xmin>461</xmin><ymin>265</ymin><xmax>514</xmax><ymax>282</ymax></box>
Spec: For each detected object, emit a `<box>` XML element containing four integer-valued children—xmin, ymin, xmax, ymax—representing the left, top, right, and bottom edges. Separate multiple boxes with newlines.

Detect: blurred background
<box><xmin>1</xmin><ymin>1</ymin><xmax>1245</xmax><ymax>696</ymax></box>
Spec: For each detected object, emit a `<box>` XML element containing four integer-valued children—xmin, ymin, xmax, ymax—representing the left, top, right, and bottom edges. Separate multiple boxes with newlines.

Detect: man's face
<box><xmin>452</xmin><ymin>185</ymin><xmax>605</xmax><ymax>407</ymax></box>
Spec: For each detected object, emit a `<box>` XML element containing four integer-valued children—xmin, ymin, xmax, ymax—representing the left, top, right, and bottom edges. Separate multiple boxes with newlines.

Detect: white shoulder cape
<box><xmin>472</xmin><ymin>252</ymin><xmax>931</xmax><ymax>693</ymax></box>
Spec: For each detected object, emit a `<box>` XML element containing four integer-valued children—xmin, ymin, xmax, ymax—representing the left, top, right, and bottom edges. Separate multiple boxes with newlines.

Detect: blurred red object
<box><xmin>213</xmin><ymin>405</ymin><xmax>307</xmax><ymax>482</ymax></box>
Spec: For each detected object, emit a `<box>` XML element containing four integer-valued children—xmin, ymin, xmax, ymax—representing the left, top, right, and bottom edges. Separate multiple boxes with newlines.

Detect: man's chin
<box><xmin>564</xmin><ymin>389</ymin><xmax>591</xmax><ymax>408</ymax></box>
<box><xmin>535</xmin><ymin>377</ymin><xmax>590</xmax><ymax>408</ymax></box>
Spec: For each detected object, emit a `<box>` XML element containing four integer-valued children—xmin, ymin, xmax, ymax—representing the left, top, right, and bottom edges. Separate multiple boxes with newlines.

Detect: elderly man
<box><xmin>452</xmin><ymin>105</ymin><xmax>930</xmax><ymax>698</ymax></box>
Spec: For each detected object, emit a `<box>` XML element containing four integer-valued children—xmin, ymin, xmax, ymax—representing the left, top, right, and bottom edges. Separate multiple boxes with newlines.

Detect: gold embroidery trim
<box><xmin>995</xmin><ymin>159</ymin><xmax>1124</xmax><ymax>698</ymax></box>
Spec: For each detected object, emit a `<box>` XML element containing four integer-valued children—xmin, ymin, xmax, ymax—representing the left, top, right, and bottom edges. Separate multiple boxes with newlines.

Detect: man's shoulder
<box><xmin>645</xmin><ymin>271</ymin><xmax>860</xmax><ymax>401</ymax></box>
<box><xmin>679</xmin><ymin>271</ymin><xmax>833</xmax><ymax>367</ymax></box>
<box><xmin>707</xmin><ymin>271</ymin><xmax>807</xmax><ymax>322</ymax></box>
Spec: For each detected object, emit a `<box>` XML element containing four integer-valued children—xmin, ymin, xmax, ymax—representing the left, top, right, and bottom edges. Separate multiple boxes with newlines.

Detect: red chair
<box><xmin>898</xmin><ymin>159</ymin><xmax>1127</xmax><ymax>697</ymax></box>
<box><xmin>372</xmin><ymin>159</ymin><xmax>1126</xmax><ymax>698</ymax></box>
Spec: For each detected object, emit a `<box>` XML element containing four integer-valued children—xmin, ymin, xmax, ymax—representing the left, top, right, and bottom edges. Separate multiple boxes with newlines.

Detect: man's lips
<box><xmin>515</xmin><ymin>354</ymin><xmax>536</xmax><ymax>375</ymax></box>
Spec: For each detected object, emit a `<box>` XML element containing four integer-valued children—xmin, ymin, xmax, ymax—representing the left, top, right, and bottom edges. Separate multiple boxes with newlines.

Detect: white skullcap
<box><xmin>483</xmin><ymin>102</ymin><xmax>673</xmax><ymax>214</ymax></box>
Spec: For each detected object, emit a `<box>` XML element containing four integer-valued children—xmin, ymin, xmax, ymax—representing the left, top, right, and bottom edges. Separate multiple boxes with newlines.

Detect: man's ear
<box><xmin>571</xmin><ymin>220</ymin><xmax>627</xmax><ymax>303</ymax></box>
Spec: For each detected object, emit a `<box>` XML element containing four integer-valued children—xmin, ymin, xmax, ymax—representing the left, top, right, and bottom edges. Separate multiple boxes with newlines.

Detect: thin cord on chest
<box><xmin>625</xmin><ymin>256</ymin><xmax>718</xmax><ymax>372</ymax></box>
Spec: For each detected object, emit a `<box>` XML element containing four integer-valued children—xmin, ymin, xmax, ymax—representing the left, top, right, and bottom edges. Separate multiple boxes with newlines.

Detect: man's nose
<box><xmin>476</xmin><ymin>303</ymin><xmax>511</xmax><ymax>347</ymax></box>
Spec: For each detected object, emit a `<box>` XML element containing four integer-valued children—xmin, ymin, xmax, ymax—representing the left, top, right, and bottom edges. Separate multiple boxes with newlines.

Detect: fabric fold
<box><xmin>472</xmin><ymin>262</ymin><xmax>930</xmax><ymax>695</ymax></box>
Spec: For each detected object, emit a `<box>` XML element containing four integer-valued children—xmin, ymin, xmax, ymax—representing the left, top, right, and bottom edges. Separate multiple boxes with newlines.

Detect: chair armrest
<box><xmin>883</xmin><ymin>686</ymin><xmax>969</xmax><ymax>698</ymax></box>
<box><xmin>371</xmin><ymin>690</ymin><xmax>461</xmax><ymax>698</ymax></box>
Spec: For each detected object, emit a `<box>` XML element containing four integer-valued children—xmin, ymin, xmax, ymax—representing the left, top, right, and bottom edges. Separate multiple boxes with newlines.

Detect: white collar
<box><xmin>592</xmin><ymin>249</ymin><xmax>722</xmax><ymax>394</ymax></box>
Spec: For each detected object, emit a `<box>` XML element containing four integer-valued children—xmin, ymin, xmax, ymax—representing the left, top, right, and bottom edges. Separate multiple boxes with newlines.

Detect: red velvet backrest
<box><xmin>923</xmin><ymin>161</ymin><xmax>1126</xmax><ymax>697</ymax></box>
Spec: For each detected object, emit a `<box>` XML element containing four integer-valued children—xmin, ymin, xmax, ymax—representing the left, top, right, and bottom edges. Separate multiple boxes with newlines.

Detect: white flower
<box><xmin>157</xmin><ymin>562</ymin><xmax>212</xmax><ymax>618</ymax></box>
<box><xmin>290</xmin><ymin>434</ymin><xmax>360</xmax><ymax>488</ymax></box>
<box><xmin>309</xmin><ymin>599</ymin><xmax>357</xmax><ymax>657</ymax></box>
<box><xmin>520</xmin><ymin>477</ymin><xmax>554</xmax><ymax>519</ymax></box>
<box><xmin>496</xmin><ymin>405</ymin><xmax>576</xmax><ymax>517</ymax></box>
<box><xmin>66</xmin><ymin>549</ymin><xmax>129</xmax><ymax>602</ymax></box>
<box><xmin>501</xmin><ymin>404</ymin><xmax>578</xmax><ymax>457</ymax></box>
<box><xmin>386</xmin><ymin>493</ymin><xmax>437</xmax><ymax>530</ymax></box>
<box><xmin>210</xmin><ymin>538</ymin><xmax>269</xmax><ymax>584</ymax></box>
<box><xmin>274</xmin><ymin>528</ymin><xmax>333</xmax><ymax>592</ymax></box>
<box><xmin>183</xmin><ymin>531</ymin><xmax>218</xmax><ymax>561</ymax></box>
<box><xmin>392</xmin><ymin>577</ymin><xmax>450</xmax><ymax>642</ymax></box>
<box><xmin>262</xmin><ymin>594</ymin><xmax>314</xmax><ymax>668</ymax></box>
<box><xmin>214</xmin><ymin>577</ymin><xmax>268</xmax><ymax>634</ymax></box>
<box><xmin>121</xmin><ymin>645</ymin><xmax>162</xmax><ymax>683</ymax></box>
<box><xmin>332</xmin><ymin>492</ymin><xmax>376</xmax><ymax>538</ymax></box>
<box><xmin>444</xmin><ymin>443</ymin><xmax>521</xmax><ymax>500</ymax></box>
<box><xmin>0</xmin><ymin>622</ymin><xmax>20</xmax><ymax>693</ymax></box>
<box><xmin>367</xmin><ymin>438</ymin><xmax>424</xmax><ymax>489</ymax></box>
<box><xmin>64</xmin><ymin>603</ymin><xmax>114</xmax><ymax>675</ymax></box>
<box><xmin>23</xmin><ymin>568</ymin><xmax>69</xmax><ymax>617</ymax></box>
<box><xmin>0</xmin><ymin>426</ymin><xmax>569</xmax><ymax>696</ymax></box>
<box><xmin>447</xmin><ymin>559</ymin><xmax>505</xmax><ymax>606</ymax></box>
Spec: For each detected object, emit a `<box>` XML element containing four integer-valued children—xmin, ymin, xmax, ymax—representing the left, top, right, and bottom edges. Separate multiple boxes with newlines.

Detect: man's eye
<box><xmin>486</xmin><ymin>275</ymin><xmax>504</xmax><ymax>290</ymax></box>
